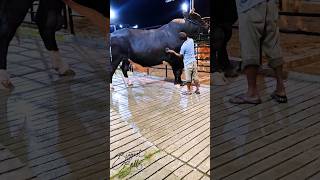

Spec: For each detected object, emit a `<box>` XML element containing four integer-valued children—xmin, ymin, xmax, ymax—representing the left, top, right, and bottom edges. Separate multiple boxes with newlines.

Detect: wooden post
<box><xmin>165</xmin><ymin>65</ymin><xmax>168</xmax><ymax>78</ymax></box>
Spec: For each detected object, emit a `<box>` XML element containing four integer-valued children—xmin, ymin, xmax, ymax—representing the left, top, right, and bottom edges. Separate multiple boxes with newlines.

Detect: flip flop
<box><xmin>194</xmin><ymin>90</ymin><xmax>200</xmax><ymax>94</ymax></box>
<box><xmin>271</xmin><ymin>91</ymin><xmax>288</xmax><ymax>103</ymax></box>
<box><xmin>229</xmin><ymin>94</ymin><xmax>262</xmax><ymax>105</ymax></box>
<box><xmin>1</xmin><ymin>80</ymin><xmax>14</xmax><ymax>91</ymax></box>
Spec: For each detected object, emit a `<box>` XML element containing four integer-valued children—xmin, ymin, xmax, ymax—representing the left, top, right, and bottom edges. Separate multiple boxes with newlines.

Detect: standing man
<box><xmin>166</xmin><ymin>32</ymin><xmax>200</xmax><ymax>95</ymax></box>
<box><xmin>230</xmin><ymin>0</ymin><xmax>287</xmax><ymax>104</ymax></box>
<box><xmin>212</xmin><ymin>0</ymin><xmax>238</xmax><ymax>86</ymax></box>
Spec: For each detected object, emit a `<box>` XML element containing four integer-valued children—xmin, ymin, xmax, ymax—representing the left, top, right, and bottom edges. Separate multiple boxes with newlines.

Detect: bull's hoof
<box><xmin>0</xmin><ymin>80</ymin><xmax>14</xmax><ymax>91</ymax></box>
<box><xmin>174</xmin><ymin>84</ymin><xmax>181</xmax><ymax>88</ymax></box>
<box><xmin>0</xmin><ymin>70</ymin><xmax>14</xmax><ymax>91</ymax></box>
<box><xmin>125</xmin><ymin>79</ymin><xmax>133</xmax><ymax>87</ymax></box>
<box><xmin>58</xmin><ymin>69</ymin><xmax>76</xmax><ymax>76</ymax></box>
<box><xmin>127</xmin><ymin>82</ymin><xmax>133</xmax><ymax>87</ymax></box>
<box><xmin>110</xmin><ymin>84</ymin><xmax>114</xmax><ymax>91</ymax></box>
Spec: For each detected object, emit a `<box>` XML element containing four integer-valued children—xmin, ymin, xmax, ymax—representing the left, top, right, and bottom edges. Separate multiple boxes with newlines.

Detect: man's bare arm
<box><xmin>166</xmin><ymin>49</ymin><xmax>183</xmax><ymax>59</ymax></box>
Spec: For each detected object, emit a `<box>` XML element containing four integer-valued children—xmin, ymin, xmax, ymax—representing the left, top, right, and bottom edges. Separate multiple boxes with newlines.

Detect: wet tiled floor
<box><xmin>110</xmin><ymin>73</ymin><xmax>210</xmax><ymax>180</ymax></box>
<box><xmin>0</xmin><ymin>27</ymin><xmax>107</xmax><ymax>179</ymax></box>
<box><xmin>211</xmin><ymin>75</ymin><xmax>320</xmax><ymax>180</ymax></box>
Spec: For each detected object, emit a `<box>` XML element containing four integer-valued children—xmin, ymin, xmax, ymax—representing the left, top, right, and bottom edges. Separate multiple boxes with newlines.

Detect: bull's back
<box><xmin>111</xmin><ymin>28</ymin><xmax>183</xmax><ymax>67</ymax></box>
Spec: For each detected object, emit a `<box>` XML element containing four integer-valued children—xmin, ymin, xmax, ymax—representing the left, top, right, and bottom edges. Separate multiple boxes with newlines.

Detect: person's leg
<box><xmin>245</xmin><ymin>65</ymin><xmax>259</xmax><ymax>98</ymax></box>
<box><xmin>183</xmin><ymin>65</ymin><xmax>192</xmax><ymax>95</ymax></box>
<box><xmin>230</xmin><ymin>2</ymin><xmax>265</xmax><ymax>104</ymax></box>
<box><xmin>274</xmin><ymin>65</ymin><xmax>286</xmax><ymax>95</ymax></box>
<box><xmin>193</xmin><ymin>62</ymin><xmax>200</xmax><ymax>94</ymax></box>
<box><xmin>264</xmin><ymin>1</ymin><xmax>287</xmax><ymax>102</ymax></box>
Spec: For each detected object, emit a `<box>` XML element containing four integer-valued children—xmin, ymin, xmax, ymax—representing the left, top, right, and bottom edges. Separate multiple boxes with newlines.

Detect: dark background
<box><xmin>110</xmin><ymin>0</ymin><xmax>210</xmax><ymax>28</ymax></box>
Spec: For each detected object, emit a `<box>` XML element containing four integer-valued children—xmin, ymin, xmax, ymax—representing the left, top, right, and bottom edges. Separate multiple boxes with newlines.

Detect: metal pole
<box><xmin>190</xmin><ymin>0</ymin><xmax>194</xmax><ymax>11</ymax></box>
<box><xmin>165</xmin><ymin>65</ymin><xmax>168</xmax><ymax>78</ymax></box>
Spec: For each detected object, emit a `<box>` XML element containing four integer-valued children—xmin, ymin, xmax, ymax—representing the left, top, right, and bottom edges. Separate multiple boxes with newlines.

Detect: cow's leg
<box><xmin>109</xmin><ymin>54</ymin><xmax>123</xmax><ymax>90</ymax></box>
<box><xmin>172</xmin><ymin>67</ymin><xmax>183</xmax><ymax>86</ymax></box>
<box><xmin>0</xmin><ymin>0</ymin><xmax>33</xmax><ymax>90</ymax></box>
<box><xmin>36</xmin><ymin>0</ymin><xmax>74</xmax><ymax>76</ymax></box>
<box><xmin>120</xmin><ymin>59</ymin><xmax>133</xmax><ymax>86</ymax></box>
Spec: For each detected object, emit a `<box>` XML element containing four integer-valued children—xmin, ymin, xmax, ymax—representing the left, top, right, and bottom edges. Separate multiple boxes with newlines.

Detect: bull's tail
<box><xmin>14</xmin><ymin>28</ymin><xmax>21</xmax><ymax>45</ymax></box>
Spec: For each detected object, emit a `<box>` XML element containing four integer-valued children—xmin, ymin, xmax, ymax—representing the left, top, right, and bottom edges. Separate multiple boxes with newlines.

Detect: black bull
<box><xmin>0</xmin><ymin>0</ymin><xmax>108</xmax><ymax>89</ymax></box>
<box><xmin>110</xmin><ymin>11</ymin><xmax>209</xmax><ymax>85</ymax></box>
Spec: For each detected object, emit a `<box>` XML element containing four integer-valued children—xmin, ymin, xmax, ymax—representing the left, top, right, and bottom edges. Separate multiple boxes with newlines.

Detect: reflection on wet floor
<box><xmin>110</xmin><ymin>72</ymin><xmax>210</xmax><ymax>180</ymax></box>
<box><xmin>211</xmin><ymin>75</ymin><xmax>320</xmax><ymax>180</ymax></box>
<box><xmin>0</xmin><ymin>34</ymin><xmax>107</xmax><ymax>179</ymax></box>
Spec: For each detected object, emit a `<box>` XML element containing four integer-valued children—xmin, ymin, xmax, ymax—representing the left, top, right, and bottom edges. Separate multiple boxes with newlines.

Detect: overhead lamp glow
<box><xmin>181</xmin><ymin>3</ymin><xmax>188</xmax><ymax>12</ymax></box>
<box><xmin>110</xmin><ymin>8</ymin><xmax>116</xmax><ymax>20</ymax></box>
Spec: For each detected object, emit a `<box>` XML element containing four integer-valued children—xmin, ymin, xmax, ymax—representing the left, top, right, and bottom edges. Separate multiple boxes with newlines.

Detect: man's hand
<box><xmin>166</xmin><ymin>49</ymin><xmax>175</xmax><ymax>54</ymax></box>
<box><xmin>165</xmin><ymin>48</ymin><xmax>183</xmax><ymax>59</ymax></box>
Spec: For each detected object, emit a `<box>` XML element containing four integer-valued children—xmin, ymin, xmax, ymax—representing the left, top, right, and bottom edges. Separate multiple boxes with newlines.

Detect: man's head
<box><xmin>179</xmin><ymin>32</ymin><xmax>188</xmax><ymax>41</ymax></box>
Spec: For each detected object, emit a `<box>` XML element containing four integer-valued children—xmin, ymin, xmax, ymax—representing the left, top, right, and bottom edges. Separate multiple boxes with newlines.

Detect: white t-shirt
<box><xmin>180</xmin><ymin>38</ymin><xmax>197</xmax><ymax>67</ymax></box>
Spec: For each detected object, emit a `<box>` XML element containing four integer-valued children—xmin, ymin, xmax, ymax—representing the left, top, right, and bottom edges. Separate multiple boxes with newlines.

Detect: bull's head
<box><xmin>182</xmin><ymin>9</ymin><xmax>209</xmax><ymax>35</ymax></box>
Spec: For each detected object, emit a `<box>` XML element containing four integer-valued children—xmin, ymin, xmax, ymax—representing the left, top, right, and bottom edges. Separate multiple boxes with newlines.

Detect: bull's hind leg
<box><xmin>109</xmin><ymin>54</ymin><xmax>125</xmax><ymax>90</ymax></box>
<box><xmin>0</xmin><ymin>0</ymin><xmax>33</xmax><ymax>90</ymax></box>
<box><xmin>36</xmin><ymin>0</ymin><xmax>74</xmax><ymax>76</ymax></box>
<box><xmin>120</xmin><ymin>59</ymin><xmax>133</xmax><ymax>86</ymax></box>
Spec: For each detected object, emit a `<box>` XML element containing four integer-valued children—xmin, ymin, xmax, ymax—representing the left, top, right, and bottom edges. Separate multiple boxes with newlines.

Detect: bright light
<box><xmin>119</xmin><ymin>24</ymin><xmax>123</xmax><ymax>28</ymax></box>
<box><xmin>110</xmin><ymin>8</ymin><xmax>116</xmax><ymax>20</ymax></box>
<box><xmin>132</xmin><ymin>25</ymin><xmax>138</xmax><ymax>29</ymax></box>
<box><xmin>181</xmin><ymin>3</ymin><xmax>188</xmax><ymax>12</ymax></box>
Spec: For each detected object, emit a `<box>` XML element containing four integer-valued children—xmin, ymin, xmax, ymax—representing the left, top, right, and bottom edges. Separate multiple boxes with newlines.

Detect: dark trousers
<box><xmin>211</xmin><ymin>24</ymin><xmax>233</xmax><ymax>73</ymax></box>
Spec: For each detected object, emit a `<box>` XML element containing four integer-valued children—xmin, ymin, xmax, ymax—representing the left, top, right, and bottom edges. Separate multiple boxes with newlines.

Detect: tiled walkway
<box><xmin>211</xmin><ymin>75</ymin><xmax>320</xmax><ymax>180</ymax></box>
<box><xmin>110</xmin><ymin>73</ymin><xmax>210</xmax><ymax>180</ymax></box>
<box><xmin>0</xmin><ymin>27</ymin><xmax>107</xmax><ymax>179</ymax></box>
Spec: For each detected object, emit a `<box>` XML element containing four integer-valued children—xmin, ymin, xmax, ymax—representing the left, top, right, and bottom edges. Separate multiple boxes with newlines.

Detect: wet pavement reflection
<box><xmin>0</xmin><ymin>34</ymin><xmax>107</xmax><ymax>179</ymax></box>
<box><xmin>211</xmin><ymin>75</ymin><xmax>320</xmax><ymax>180</ymax></box>
<box><xmin>110</xmin><ymin>73</ymin><xmax>210</xmax><ymax>179</ymax></box>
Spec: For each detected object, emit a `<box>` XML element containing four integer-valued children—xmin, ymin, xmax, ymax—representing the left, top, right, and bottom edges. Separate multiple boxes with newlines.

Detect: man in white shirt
<box><xmin>166</xmin><ymin>32</ymin><xmax>200</xmax><ymax>95</ymax></box>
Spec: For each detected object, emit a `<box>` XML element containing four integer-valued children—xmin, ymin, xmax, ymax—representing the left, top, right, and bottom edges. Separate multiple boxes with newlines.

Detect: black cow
<box><xmin>110</xmin><ymin>10</ymin><xmax>209</xmax><ymax>87</ymax></box>
<box><xmin>0</xmin><ymin>0</ymin><xmax>108</xmax><ymax>90</ymax></box>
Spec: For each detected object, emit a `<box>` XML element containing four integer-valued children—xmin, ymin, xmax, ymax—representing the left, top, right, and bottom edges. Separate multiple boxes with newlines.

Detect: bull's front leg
<box><xmin>172</xmin><ymin>67</ymin><xmax>184</xmax><ymax>87</ymax></box>
<box><xmin>0</xmin><ymin>0</ymin><xmax>33</xmax><ymax>90</ymax></box>
<box><xmin>0</xmin><ymin>38</ymin><xmax>13</xmax><ymax>90</ymax></box>
<box><xmin>36</xmin><ymin>0</ymin><xmax>75</xmax><ymax>76</ymax></box>
<box><xmin>48</xmin><ymin>50</ymin><xmax>74</xmax><ymax>76</ymax></box>
<box><xmin>120</xmin><ymin>60</ymin><xmax>133</xmax><ymax>87</ymax></box>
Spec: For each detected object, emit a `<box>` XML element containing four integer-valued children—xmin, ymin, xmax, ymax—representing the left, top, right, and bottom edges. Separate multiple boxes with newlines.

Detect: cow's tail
<box><xmin>14</xmin><ymin>28</ymin><xmax>21</xmax><ymax>45</ymax></box>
